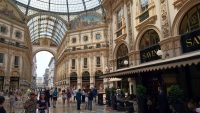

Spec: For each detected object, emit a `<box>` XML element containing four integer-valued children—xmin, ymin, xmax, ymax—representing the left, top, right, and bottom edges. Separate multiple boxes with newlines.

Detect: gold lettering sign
<box><xmin>186</xmin><ymin>35</ymin><xmax>200</xmax><ymax>47</ymax></box>
<box><xmin>142</xmin><ymin>49</ymin><xmax>158</xmax><ymax>60</ymax></box>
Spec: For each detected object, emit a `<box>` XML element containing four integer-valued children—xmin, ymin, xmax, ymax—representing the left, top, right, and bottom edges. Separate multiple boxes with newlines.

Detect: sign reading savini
<box><xmin>181</xmin><ymin>30</ymin><xmax>200</xmax><ymax>53</ymax></box>
<box><xmin>140</xmin><ymin>44</ymin><xmax>161</xmax><ymax>63</ymax></box>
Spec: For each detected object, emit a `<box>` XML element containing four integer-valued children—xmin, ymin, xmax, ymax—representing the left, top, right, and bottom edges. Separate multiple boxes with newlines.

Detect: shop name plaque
<box><xmin>181</xmin><ymin>30</ymin><xmax>200</xmax><ymax>53</ymax></box>
<box><xmin>140</xmin><ymin>44</ymin><xmax>161</xmax><ymax>63</ymax></box>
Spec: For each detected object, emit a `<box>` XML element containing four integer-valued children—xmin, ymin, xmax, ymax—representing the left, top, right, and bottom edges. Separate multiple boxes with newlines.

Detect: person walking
<box><xmin>37</xmin><ymin>92</ymin><xmax>49</xmax><ymax>113</ymax></box>
<box><xmin>61</xmin><ymin>90</ymin><xmax>67</xmax><ymax>107</ymax></box>
<box><xmin>88</xmin><ymin>89</ymin><xmax>94</xmax><ymax>110</ymax></box>
<box><xmin>45</xmin><ymin>88</ymin><xmax>50</xmax><ymax>107</ymax></box>
<box><xmin>53</xmin><ymin>87</ymin><xmax>58</xmax><ymax>108</ymax></box>
<box><xmin>73</xmin><ymin>88</ymin><xmax>77</xmax><ymax>103</ymax></box>
<box><xmin>76</xmin><ymin>89</ymin><xmax>82</xmax><ymax>110</ymax></box>
<box><xmin>82</xmin><ymin>89</ymin><xmax>86</xmax><ymax>103</ymax></box>
<box><xmin>50</xmin><ymin>88</ymin><xmax>53</xmax><ymax>101</ymax></box>
<box><xmin>66</xmin><ymin>89</ymin><xmax>71</xmax><ymax>107</ymax></box>
<box><xmin>157</xmin><ymin>86</ymin><xmax>169</xmax><ymax>113</ymax></box>
<box><xmin>24</xmin><ymin>93</ymin><xmax>37</xmax><ymax>113</ymax></box>
<box><xmin>0</xmin><ymin>96</ymin><xmax>6</xmax><ymax>113</ymax></box>
<box><xmin>85</xmin><ymin>91</ymin><xmax>89</xmax><ymax>109</ymax></box>
<box><xmin>10</xmin><ymin>91</ymin><xmax>17</xmax><ymax>113</ymax></box>
<box><xmin>92</xmin><ymin>86</ymin><xmax>97</xmax><ymax>103</ymax></box>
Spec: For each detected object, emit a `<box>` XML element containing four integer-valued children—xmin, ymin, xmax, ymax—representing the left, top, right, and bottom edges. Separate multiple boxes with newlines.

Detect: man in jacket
<box><xmin>76</xmin><ymin>89</ymin><xmax>82</xmax><ymax>110</ymax></box>
<box><xmin>24</xmin><ymin>93</ymin><xmax>37</xmax><ymax>113</ymax></box>
<box><xmin>92</xmin><ymin>86</ymin><xmax>97</xmax><ymax>103</ymax></box>
<box><xmin>88</xmin><ymin>89</ymin><xmax>94</xmax><ymax>110</ymax></box>
<box><xmin>158</xmin><ymin>86</ymin><xmax>169</xmax><ymax>113</ymax></box>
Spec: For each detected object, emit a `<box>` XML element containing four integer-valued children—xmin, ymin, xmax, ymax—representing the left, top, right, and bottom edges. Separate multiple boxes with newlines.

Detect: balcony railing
<box><xmin>0</xmin><ymin>38</ymin><xmax>29</xmax><ymax>49</ymax></box>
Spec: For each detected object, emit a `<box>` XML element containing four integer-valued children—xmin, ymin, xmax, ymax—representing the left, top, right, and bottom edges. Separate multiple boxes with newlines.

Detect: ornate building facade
<box><xmin>0</xmin><ymin>1</ymin><xmax>32</xmax><ymax>90</ymax></box>
<box><xmin>48</xmin><ymin>57</ymin><xmax>55</xmax><ymax>88</ymax></box>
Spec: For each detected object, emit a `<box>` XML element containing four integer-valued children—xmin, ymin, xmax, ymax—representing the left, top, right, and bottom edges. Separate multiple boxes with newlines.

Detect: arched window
<box><xmin>70</xmin><ymin>72</ymin><xmax>77</xmax><ymax>77</ymax></box>
<box><xmin>180</xmin><ymin>4</ymin><xmax>200</xmax><ymax>35</ymax></box>
<box><xmin>139</xmin><ymin>29</ymin><xmax>160</xmax><ymax>50</ymax></box>
<box><xmin>116</xmin><ymin>43</ymin><xmax>129</xmax><ymax>69</ymax></box>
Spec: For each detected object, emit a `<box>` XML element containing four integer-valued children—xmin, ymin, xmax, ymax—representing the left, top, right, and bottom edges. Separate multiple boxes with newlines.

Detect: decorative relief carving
<box><xmin>127</xmin><ymin>3</ymin><xmax>134</xmax><ymax>51</ymax></box>
<box><xmin>160</xmin><ymin>0</ymin><xmax>170</xmax><ymax>38</ymax></box>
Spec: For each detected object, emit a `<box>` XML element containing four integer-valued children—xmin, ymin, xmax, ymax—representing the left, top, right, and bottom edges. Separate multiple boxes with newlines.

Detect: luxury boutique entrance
<box><xmin>82</xmin><ymin>71</ymin><xmax>90</xmax><ymax>89</ymax></box>
<box><xmin>70</xmin><ymin>72</ymin><xmax>77</xmax><ymax>88</ymax></box>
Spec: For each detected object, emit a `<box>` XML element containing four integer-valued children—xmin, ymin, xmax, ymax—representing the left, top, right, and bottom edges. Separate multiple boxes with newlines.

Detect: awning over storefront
<box><xmin>109</xmin><ymin>78</ymin><xmax>122</xmax><ymax>82</ymax></box>
<box><xmin>101</xmin><ymin>52</ymin><xmax>200</xmax><ymax>78</ymax></box>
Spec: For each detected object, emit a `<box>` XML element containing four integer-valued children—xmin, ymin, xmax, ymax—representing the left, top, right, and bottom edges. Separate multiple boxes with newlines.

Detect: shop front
<box><xmin>10</xmin><ymin>77</ymin><xmax>19</xmax><ymax>89</ymax></box>
<box><xmin>0</xmin><ymin>70</ymin><xmax>4</xmax><ymax>90</ymax></box>
<box><xmin>70</xmin><ymin>72</ymin><xmax>77</xmax><ymax>88</ymax></box>
<box><xmin>82</xmin><ymin>71</ymin><xmax>90</xmax><ymax>89</ymax></box>
<box><xmin>95</xmin><ymin>70</ymin><xmax>103</xmax><ymax>91</ymax></box>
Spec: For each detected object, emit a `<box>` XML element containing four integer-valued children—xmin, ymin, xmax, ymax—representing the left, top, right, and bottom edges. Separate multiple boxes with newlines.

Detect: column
<box><xmin>103</xmin><ymin>78</ymin><xmax>108</xmax><ymax>89</ymax></box>
<box><xmin>77</xmin><ymin>77</ymin><xmax>81</xmax><ymax>89</ymax></box>
<box><xmin>90</xmin><ymin>55</ymin><xmax>94</xmax><ymax>88</ymax></box>
<box><xmin>128</xmin><ymin>78</ymin><xmax>136</xmax><ymax>95</ymax></box>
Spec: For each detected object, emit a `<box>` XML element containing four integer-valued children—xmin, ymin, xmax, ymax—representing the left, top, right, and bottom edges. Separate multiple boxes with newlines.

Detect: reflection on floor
<box><xmin>4</xmin><ymin>96</ymin><xmax>124</xmax><ymax>113</ymax></box>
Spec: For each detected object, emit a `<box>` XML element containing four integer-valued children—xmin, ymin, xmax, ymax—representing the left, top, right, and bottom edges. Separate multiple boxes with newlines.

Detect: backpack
<box><xmin>53</xmin><ymin>90</ymin><xmax>57</xmax><ymax>96</ymax></box>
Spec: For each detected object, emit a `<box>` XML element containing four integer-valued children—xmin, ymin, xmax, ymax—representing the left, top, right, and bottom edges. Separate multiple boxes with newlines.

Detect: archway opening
<box><xmin>33</xmin><ymin>51</ymin><xmax>54</xmax><ymax>89</ymax></box>
<box><xmin>82</xmin><ymin>71</ymin><xmax>90</xmax><ymax>89</ymax></box>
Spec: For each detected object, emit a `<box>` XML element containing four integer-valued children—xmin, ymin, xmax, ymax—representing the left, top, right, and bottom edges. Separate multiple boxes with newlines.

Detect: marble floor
<box><xmin>4</xmin><ymin>96</ymin><xmax>125</xmax><ymax>113</ymax></box>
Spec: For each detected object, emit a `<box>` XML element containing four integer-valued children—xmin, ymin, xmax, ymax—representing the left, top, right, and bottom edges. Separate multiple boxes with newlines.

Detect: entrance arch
<box><xmin>82</xmin><ymin>71</ymin><xmax>90</xmax><ymax>89</ymax></box>
<box><xmin>70</xmin><ymin>72</ymin><xmax>77</xmax><ymax>88</ymax></box>
<box><xmin>32</xmin><ymin>46</ymin><xmax>57</xmax><ymax>60</ymax></box>
<box><xmin>95</xmin><ymin>70</ymin><xmax>103</xmax><ymax>91</ymax></box>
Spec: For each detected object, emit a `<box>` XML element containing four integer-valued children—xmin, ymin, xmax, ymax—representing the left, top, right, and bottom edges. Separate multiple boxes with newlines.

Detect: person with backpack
<box><xmin>66</xmin><ymin>89</ymin><xmax>71</xmax><ymax>107</ymax></box>
<box><xmin>53</xmin><ymin>87</ymin><xmax>58</xmax><ymax>108</ymax></box>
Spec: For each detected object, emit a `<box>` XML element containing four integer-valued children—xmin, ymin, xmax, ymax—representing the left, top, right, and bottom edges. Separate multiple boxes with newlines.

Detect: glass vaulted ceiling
<box><xmin>28</xmin><ymin>15</ymin><xmax>67</xmax><ymax>45</ymax></box>
<box><xmin>15</xmin><ymin>0</ymin><xmax>101</xmax><ymax>13</ymax></box>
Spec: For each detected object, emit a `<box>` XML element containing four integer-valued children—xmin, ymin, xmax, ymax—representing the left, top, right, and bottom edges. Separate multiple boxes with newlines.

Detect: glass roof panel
<box><xmin>85</xmin><ymin>0</ymin><xmax>100</xmax><ymax>10</ymax></box>
<box><xmin>28</xmin><ymin>14</ymin><xmax>67</xmax><ymax>45</ymax></box>
<box><xmin>29</xmin><ymin>0</ymin><xmax>49</xmax><ymax>11</ymax></box>
<box><xmin>15</xmin><ymin>0</ymin><xmax>101</xmax><ymax>13</ymax></box>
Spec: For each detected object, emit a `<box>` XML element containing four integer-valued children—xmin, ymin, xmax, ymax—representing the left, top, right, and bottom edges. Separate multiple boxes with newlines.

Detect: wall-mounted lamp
<box><xmin>105</xmin><ymin>66</ymin><xmax>112</xmax><ymax>72</ymax></box>
<box><xmin>157</xmin><ymin>49</ymin><xmax>169</xmax><ymax>60</ymax></box>
<box><xmin>124</xmin><ymin>60</ymin><xmax>129</xmax><ymax>65</ymax></box>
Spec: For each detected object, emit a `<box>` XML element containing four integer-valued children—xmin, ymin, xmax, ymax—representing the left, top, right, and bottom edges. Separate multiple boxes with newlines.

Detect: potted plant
<box><xmin>110</xmin><ymin>87</ymin><xmax>117</xmax><ymax>110</ymax></box>
<box><xmin>168</xmin><ymin>85</ymin><xmax>184</xmax><ymax>113</ymax></box>
<box><xmin>136</xmin><ymin>85</ymin><xmax>147</xmax><ymax>113</ymax></box>
<box><xmin>105</xmin><ymin>87</ymin><xmax>111</xmax><ymax>106</ymax></box>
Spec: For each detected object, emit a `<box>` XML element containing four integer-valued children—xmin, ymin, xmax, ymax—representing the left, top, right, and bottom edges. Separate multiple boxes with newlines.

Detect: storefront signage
<box><xmin>82</xmin><ymin>76</ymin><xmax>90</xmax><ymax>81</ymax></box>
<box><xmin>95</xmin><ymin>76</ymin><xmax>103</xmax><ymax>81</ymax></box>
<box><xmin>10</xmin><ymin>77</ymin><xmax>19</xmax><ymax>81</ymax></box>
<box><xmin>181</xmin><ymin>30</ymin><xmax>200</xmax><ymax>53</ymax></box>
<box><xmin>0</xmin><ymin>76</ymin><xmax>4</xmax><ymax>80</ymax></box>
<box><xmin>140</xmin><ymin>44</ymin><xmax>161</xmax><ymax>63</ymax></box>
<box><xmin>70</xmin><ymin>77</ymin><xmax>77</xmax><ymax>81</ymax></box>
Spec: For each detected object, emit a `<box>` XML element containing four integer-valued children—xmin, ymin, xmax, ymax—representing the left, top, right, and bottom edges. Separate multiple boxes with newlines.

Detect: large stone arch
<box><xmin>113</xmin><ymin>40</ymin><xmax>129</xmax><ymax>60</ymax></box>
<box><xmin>171</xmin><ymin>0</ymin><xmax>200</xmax><ymax>36</ymax></box>
<box><xmin>32</xmin><ymin>46</ymin><xmax>57</xmax><ymax>60</ymax></box>
<box><xmin>134</xmin><ymin>25</ymin><xmax>162</xmax><ymax>51</ymax></box>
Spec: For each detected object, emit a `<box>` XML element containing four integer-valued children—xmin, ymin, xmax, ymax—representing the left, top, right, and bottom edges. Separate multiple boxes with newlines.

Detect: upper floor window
<box><xmin>179</xmin><ymin>4</ymin><xmax>200</xmax><ymax>35</ymax></box>
<box><xmin>139</xmin><ymin>29</ymin><xmax>160</xmax><ymax>50</ymax></box>
<box><xmin>96</xmin><ymin>57</ymin><xmax>100</xmax><ymax>67</ymax></box>
<box><xmin>117</xmin><ymin>9</ymin><xmax>122</xmax><ymax>29</ymax></box>
<box><xmin>96</xmin><ymin>34</ymin><xmax>101</xmax><ymax>39</ymax></box>
<box><xmin>72</xmin><ymin>38</ymin><xmax>76</xmax><ymax>43</ymax></box>
<box><xmin>0</xmin><ymin>53</ymin><xmax>4</xmax><ymax>63</ymax></box>
<box><xmin>84</xmin><ymin>58</ymin><xmax>87</xmax><ymax>68</ymax></box>
<box><xmin>0</xmin><ymin>26</ymin><xmax>6</xmax><ymax>33</ymax></box>
<box><xmin>72</xmin><ymin>59</ymin><xmax>75</xmax><ymax>69</ymax></box>
<box><xmin>16</xmin><ymin>32</ymin><xmax>21</xmax><ymax>38</ymax></box>
<box><xmin>140</xmin><ymin>0</ymin><xmax>148</xmax><ymax>12</ymax></box>
<box><xmin>14</xmin><ymin>56</ymin><xmax>19</xmax><ymax>68</ymax></box>
<box><xmin>84</xmin><ymin>36</ymin><xmax>88</xmax><ymax>41</ymax></box>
